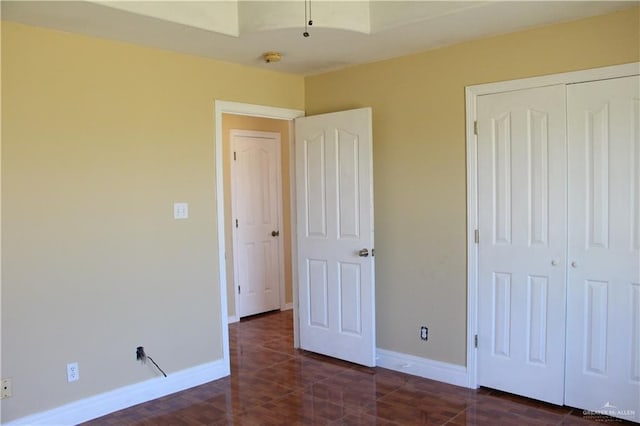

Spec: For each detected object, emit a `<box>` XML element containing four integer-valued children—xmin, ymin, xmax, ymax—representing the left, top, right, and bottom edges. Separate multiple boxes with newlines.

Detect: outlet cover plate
<box><xmin>420</xmin><ymin>326</ymin><xmax>428</xmax><ymax>341</ymax></box>
<box><xmin>67</xmin><ymin>362</ymin><xmax>79</xmax><ymax>382</ymax></box>
<box><xmin>1</xmin><ymin>378</ymin><xmax>12</xmax><ymax>399</ymax></box>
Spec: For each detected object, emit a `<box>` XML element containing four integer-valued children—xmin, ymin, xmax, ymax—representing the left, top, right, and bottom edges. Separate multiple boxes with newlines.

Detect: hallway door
<box><xmin>231</xmin><ymin>130</ymin><xmax>283</xmax><ymax>318</ymax></box>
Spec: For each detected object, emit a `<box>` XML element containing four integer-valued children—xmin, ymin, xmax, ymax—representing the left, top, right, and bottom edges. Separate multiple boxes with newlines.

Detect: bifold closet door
<box><xmin>565</xmin><ymin>75</ymin><xmax>640</xmax><ymax>421</ymax></box>
<box><xmin>477</xmin><ymin>85</ymin><xmax>568</xmax><ymax>404</ymax></box>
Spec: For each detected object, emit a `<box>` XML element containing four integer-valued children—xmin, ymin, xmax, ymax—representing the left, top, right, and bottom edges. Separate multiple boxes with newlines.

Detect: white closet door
<box><xmin>477</xmin><ymin>85</ymin><xmax>568</xmax><ymax>404</ymax></box>
<box><xmin>565</xmin><ymin>75</ymin><xmax>640</xmax><ymax>422</ymax></box>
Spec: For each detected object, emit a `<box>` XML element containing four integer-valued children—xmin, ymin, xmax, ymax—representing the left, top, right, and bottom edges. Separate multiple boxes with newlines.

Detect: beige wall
<box><xmin>221</xmin><ymin>114</ymin><xmax>292</xmax><ymax>318</ymax></box>
<box><xmin>0</xmin><ymin>22</ymin><xmax>303</xmax><ymax>422</ymax></box>
<box><xmin>305</xmin><ymin>7</ymin><xmax>640</xmax><ymax>366</ymax></box>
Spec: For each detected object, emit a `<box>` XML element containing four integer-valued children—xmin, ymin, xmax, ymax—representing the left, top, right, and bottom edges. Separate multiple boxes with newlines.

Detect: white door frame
<box><xmin>465</xmin><ymin>62</ymin><xmax>639</xmax><ymax>389</ymax></box>
<box><xmin>214</xmin><ymin>100</ymin><xmax>305</xmax><ymax>368</ymax></box>
<box><xmin>230</xmin><ymin>129</ymin><xmax>284</xmax><ymax>319</ymax></box>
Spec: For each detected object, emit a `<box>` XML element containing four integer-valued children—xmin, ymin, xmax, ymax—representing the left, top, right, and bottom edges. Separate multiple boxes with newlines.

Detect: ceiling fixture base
<box><xmin>262</xmin><ymin>51</ymin><xmax>283</xmax><ymax>63</ymax></box>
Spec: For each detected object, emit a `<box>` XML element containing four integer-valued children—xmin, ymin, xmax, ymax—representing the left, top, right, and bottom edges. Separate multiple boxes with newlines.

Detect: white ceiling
<box><xmin>2</xmin><ymin>1</ymin><xmax>637</xmax><ymax>75</ymax></box>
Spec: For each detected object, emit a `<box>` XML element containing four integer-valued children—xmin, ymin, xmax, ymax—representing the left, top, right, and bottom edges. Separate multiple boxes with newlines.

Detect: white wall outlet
<box><xmin>1</xmin><ymin>378</ymin><xmax>12</xmax><ymax>399</ymax></box>
<box><xmin>67</xmin><ymin>362</ymin><xmax>79</xmax><ymax>382</ymax></box>
<box><xmin>173</xmin><ymin>202</ymin><xmax>189</xmax><ymax>219</ymax></box>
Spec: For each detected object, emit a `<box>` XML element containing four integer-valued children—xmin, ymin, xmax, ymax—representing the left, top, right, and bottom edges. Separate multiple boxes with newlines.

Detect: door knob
<box><xmin>358</xmin><ymin>248</ymin><xmax>369</xmax><ymax>257</ymax></box>
<box><xmin>571</xmin><ymin>261</ymin><xmax>578</xmax><ymax>268</ymax></box>
<box><xmin>271</xmin><ymin>230</ymin><xmax>280</xmax><ymax>237</ymax></box>
<box><xmin>551</xmin><ymin>260</ymin><xmax>558</xmax><ymax>266</ymax></box>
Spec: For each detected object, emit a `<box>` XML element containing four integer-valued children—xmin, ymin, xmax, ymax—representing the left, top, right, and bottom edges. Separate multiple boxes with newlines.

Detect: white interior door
<box><xmin>231</xmin><ymin>130</ymin><xmax>282</xmax><ymax>318</ymax></box>
<box><xmin>477</xmin><ymin>85</ymin><xmax>568</xmax><ymax>404</ymax></box>
<box><xmin>294</xmin><ymin>107</ymin><xmax>375</xmax><ymax>367</ymax></box>
<box><xmin>564</xmin><ymin>75</ymin><xmax>640</xmax><ymax>422</ymax></box>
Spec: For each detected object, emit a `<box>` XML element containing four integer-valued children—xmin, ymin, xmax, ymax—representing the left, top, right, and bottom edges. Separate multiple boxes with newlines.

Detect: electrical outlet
<box><xmin>1</xmin><ymin>378</ymin><xmax>12</xmax><ymax>399</ymax></box>
<box><xmin>420</xmin><ymin>326</ymin><xmax>428</xmax><ymax>341</ymax></box>
<box><xmin>67</xmin><ymin>362</ymin><xmax>79</xmax><ymax>382</ymax></box>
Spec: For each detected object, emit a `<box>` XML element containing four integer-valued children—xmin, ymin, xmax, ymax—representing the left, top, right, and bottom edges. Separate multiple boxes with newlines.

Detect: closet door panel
<box><xmin>565</xmin><ymin>75</ymin><xmax>640</xmax><ymax>423</ymax></box>
<box><xmin>477</xmin><ymin>85</ymin><xmax>567</xmax><ymax>404</ymax></box>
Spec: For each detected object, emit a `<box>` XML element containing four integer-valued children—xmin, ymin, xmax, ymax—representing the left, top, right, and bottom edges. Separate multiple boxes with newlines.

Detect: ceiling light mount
<box><xmin>262</xmin><ymin>51</ymin><xmax>282</xmax><ymax>63</ymax></box>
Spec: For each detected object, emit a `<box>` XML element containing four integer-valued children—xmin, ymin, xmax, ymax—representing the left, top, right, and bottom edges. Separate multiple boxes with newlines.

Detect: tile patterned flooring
<box><xmin>86</xmin><ymin>310</ymin><xmax>629</xmax><ymax>425</ymax></box>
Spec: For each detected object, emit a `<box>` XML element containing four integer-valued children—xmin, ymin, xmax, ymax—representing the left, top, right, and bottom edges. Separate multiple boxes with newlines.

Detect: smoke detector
<box><xmin>262</xmin><ymin>51</ymin><xmax>283</xmax><ymax>63</ymax></box>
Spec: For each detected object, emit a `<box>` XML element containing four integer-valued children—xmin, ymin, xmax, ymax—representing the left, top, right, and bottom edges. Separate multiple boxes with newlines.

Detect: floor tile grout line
<box><xmin>440</xmin><ymin>404</ymin><xmax>475</xmax><ymax>426</ymax></box>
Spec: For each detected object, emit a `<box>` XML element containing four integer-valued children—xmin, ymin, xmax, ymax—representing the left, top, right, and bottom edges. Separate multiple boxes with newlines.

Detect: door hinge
<box><xmin>233</xmin><ymin>151</ymin><xmax>237</xmax><ymax>161</ymax></box>
<box><xmin>474</xmin><ymin>229</ymin><xmax>479</xmax><ymax>244</ymax></box>
<box><xmin>238</xmin><ymin>285</ymin><xmax>241</xmax><ymax>294</ymax></box>
<box><xmin>473</xmin><ymin>121</ymin><xmax>478</xmax><ymax>136</ymax></box>
<box><xmin>235</xmin><ymin>219</ymin><xmax>239</xmax><ymax>228</ymax></box>
<box><xmin>474</xmin><ymin>334</ymin><xmax>478</xmax><ymax>348</ymax></box>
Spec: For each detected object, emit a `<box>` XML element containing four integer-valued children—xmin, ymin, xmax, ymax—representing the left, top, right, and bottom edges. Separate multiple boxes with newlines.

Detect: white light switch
<box><xmin>174</xmin><ymin>202</ymin><xmax>189</xmax><ymax>219</ymax></box>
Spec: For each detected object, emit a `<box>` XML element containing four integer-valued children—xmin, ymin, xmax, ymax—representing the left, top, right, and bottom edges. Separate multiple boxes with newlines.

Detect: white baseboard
<box><xmin>229</xmin><ymin>305</ymin><xmax>290</xmax><ymax>323</ymax></box>
<box><xmin>376</xmin><ymin>348</ymin><xmax>469</xmax><ymax>388</ymax></box>
<box><xmin>5</xmin><ymin>359</ymin><xmax>230</xmax><ymax>426</ymax></box>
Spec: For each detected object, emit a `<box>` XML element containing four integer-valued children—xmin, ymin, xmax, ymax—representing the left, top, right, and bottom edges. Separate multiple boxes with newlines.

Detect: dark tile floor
<box><xmin>85</xmin><ymin>310</ymin><xmax>628</xmax><ymax>425</ymax></box>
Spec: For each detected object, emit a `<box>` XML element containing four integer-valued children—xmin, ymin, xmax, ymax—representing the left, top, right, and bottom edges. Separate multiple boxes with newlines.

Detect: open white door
<box><xmin>294</xmin><ymin>108</ymin><xmax>375</xmax><ymax>367</ymax></box>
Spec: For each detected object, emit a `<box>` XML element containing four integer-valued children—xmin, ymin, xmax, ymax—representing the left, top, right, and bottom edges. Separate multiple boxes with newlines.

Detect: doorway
<box><xmin>222</xmin><ymin>114</ymin><xmax>295</xmax><ymax>321</ymax></box>
<box><xmin>214</xmin><ymin>101</ymin><xmax>305</xmax><ymax>365</ymax></box>
<box><xmin>215</xmin><ymin>101</ymin><xmax>377</xmax><ymax>371</ymax></box>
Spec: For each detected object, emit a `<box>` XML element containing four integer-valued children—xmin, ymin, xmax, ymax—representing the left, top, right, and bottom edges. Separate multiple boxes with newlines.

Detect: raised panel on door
<box><xmin>307</xmin><ymin>259</ymin><xmax>329</xmax><ymax>328</ymax></box>
<box><xmin>338</xmin><ymin>261</ymin><xmax>362</xmax><ymax>336</ymax></box>
<box><xmin>304</xmin><ymin>133</ymin><xmax>327</xmax><ymax>238</ymax></box>
<box><xmin>336</xmin><ymin>129</ymin><xmax>361</xmax><ymax>240</ymax></box>
<box><xmin>295</xmin><ymin>108</ymin><xmax>375</xmax><ymax>367</ymax></box>
<box><xmin>565</xmin><ymin>75</ymin><xmax>640</xmax><ymax>423</ymax></box>
<box><xmin>477</xmin><ymin>85</ymin><xmax>567</xmax><ymax>404</ymax></box>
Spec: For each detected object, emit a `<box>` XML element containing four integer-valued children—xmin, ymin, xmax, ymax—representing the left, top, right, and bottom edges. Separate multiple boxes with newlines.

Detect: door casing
<box><xmin>465</xmin><ymin>62</ymin><xmax>640</xmax><ymax>389</ymax></box>
<box><xmin>214</xmin><ymin>101</ymin><xmax>304</xmax><ymax>368</ymax></box>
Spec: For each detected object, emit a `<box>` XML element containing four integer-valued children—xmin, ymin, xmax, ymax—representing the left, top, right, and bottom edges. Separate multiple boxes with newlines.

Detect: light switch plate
<box><xmin>174</xmin><ymin>203</ymin><xmax>189</xmax><ymax>219</ymax></box>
